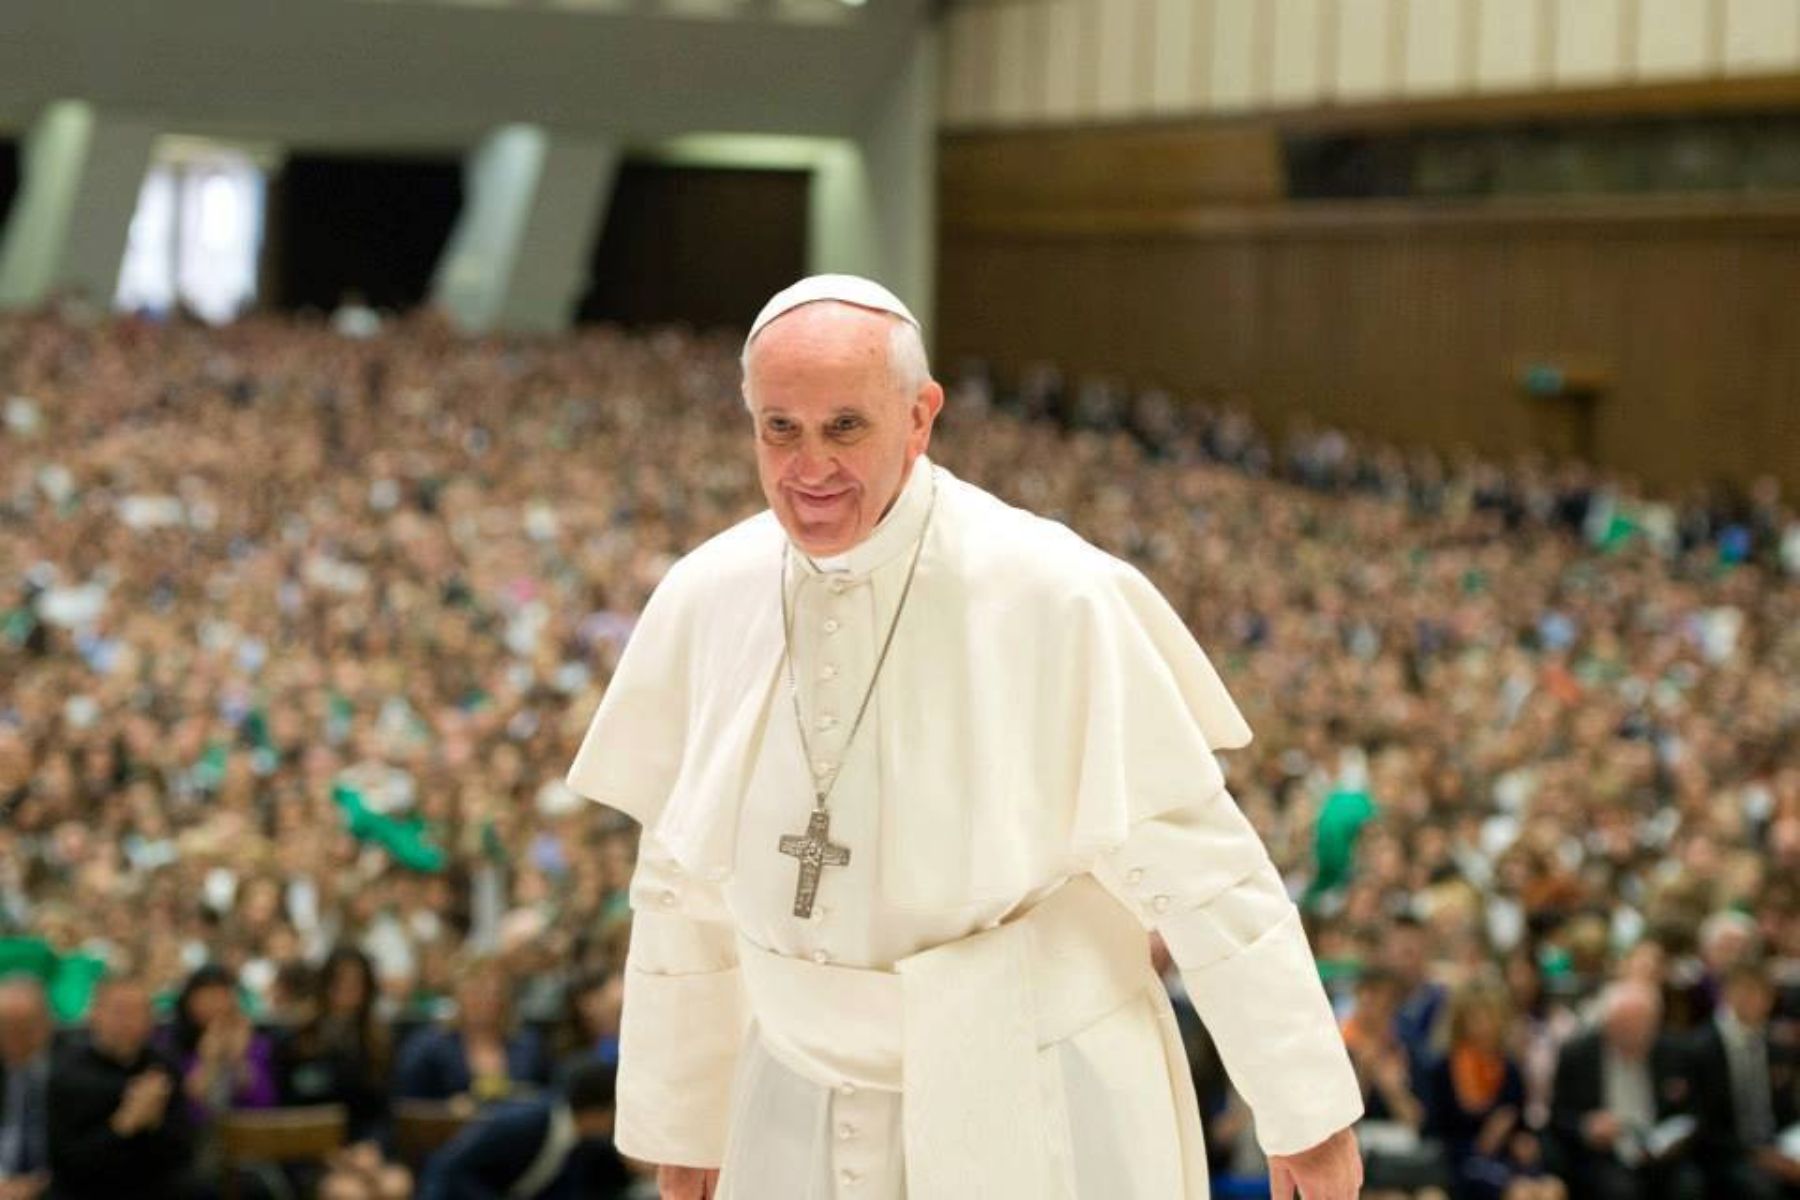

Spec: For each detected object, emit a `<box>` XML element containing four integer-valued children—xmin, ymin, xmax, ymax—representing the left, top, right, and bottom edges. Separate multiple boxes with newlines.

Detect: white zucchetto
<box><xmin>743</xmin><ymin>273</ymin><xmax>919</xmax><ymax>355</ymax></box>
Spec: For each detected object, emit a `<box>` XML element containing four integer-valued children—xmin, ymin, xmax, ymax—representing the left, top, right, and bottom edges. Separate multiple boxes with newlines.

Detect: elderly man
<box><xmin>0</xmin><ymin>979</ymin><xmax>53</xmax><ymax>1200</ymax></box>
<box><xmin>46</xmin><ymin>976</ymin><xmax>194</xmax><ymax>1200</ymax></box>
<box><xmin>1548</xmin><ymin>979</ymin><xmax>1700</xmax><ymax>1200</ymax></box>
<box><xmin>566</xmin><ymin>274</ymin><xmax>1363</xmax><ymax>1199</ymax></box>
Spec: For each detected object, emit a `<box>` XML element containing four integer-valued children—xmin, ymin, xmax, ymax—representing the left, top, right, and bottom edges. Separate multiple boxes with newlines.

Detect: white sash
<box><xmin>731</xmin><ymin>874</ymin><xmax>1210</xmax><ymax>1199</ymax></box>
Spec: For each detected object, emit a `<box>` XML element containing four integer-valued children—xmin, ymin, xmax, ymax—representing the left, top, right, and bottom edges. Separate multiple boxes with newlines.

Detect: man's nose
<box><xmin>791</xmin><ymin>437</ymin><xmax>837</xmax><ymax>481</ymax></box>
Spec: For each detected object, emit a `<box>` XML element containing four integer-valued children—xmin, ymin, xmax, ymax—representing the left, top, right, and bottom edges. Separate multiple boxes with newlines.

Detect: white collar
<box><xmin>793</xmin><ymin>454</ymin><xmax>936</xmax><ymax>580</ymax></box>
<box><xmin>1718</xmin><ymin>1009</ymin><xmax>1763</xmax><ymax>1044</ymax></box>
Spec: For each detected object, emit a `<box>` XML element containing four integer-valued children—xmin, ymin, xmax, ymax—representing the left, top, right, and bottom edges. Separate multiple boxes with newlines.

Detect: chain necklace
<box><xmin>774</xmin><ymin>466</ymin><xmax>938</xmax><ymax>918</ymax></box>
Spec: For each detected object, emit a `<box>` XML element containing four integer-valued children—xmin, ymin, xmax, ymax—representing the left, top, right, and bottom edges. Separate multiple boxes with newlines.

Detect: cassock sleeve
<box><xmin>614</xmin><ymin>829</ymin><xmax>749</xmax><ymax>1169</ymax></box>
<box><xmin>1092</xmin><ymin>785</ymin><xmax>1364</xmax><ymax>1159</ymax></box>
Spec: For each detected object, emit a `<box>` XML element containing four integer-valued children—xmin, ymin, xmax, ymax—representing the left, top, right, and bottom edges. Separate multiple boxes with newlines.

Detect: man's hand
<box><xmin>1268</xmin><ymin>1126</ymin><xmax>1362</xmax><ymax>1200</ymax></box>
<box><xmin>657</xmin><ymin>1163</ymin><xmax>721</xmax><ymax>1199</ymax></box>
<box><xmin>1752</xmin><ymin>1146</ymin><xmax>1800</xmax><ymax>1185</ymax></box>
<box><xmin>110</xmin><ymin>1070</ymin><xmax>173</xmax><ymax>1135</ymax></box>
<box><xmin>1582</xmin><ymin>1110</ymin><xmax>1620</xmax><ymax>1151</ymax></box>
<box><xmin>0</xmin><ymin>1172</ymin><xmax>50</xmax><ymax>1200</ymax></box>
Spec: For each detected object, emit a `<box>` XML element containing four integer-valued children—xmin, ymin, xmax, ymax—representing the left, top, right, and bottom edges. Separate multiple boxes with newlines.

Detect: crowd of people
<box><xmin>0</xmin><ymin>302</ymin><xmax>1796</xmax><ymax>1198</ymax></box>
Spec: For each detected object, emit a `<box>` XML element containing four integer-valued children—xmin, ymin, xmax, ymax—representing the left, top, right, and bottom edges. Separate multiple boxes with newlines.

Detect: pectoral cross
<box><xmin>778</xmin><ymin>807</ymin><xmax>851</xmax><ymax>919</ymax></box>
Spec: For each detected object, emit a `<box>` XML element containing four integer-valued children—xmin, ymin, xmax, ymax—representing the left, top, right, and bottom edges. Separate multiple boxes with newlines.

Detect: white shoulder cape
<box><xmin>565</xmin><ymin>464</ymin><xmax>1253</xmax><ymax>910</ymax></box>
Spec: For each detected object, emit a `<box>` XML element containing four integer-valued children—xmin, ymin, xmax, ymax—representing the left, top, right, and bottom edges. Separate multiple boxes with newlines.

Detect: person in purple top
<box><xmin>164</xmin><ymin>964</ymin><xmax>278</xmax><ymax>1125</ymax></box>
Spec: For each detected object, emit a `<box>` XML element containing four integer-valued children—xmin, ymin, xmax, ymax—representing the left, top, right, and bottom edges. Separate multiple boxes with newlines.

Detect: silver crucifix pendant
<box><xmin>777</xmin><ymin>807</ymin><xmax>851</xmax><ymax>919</ymax></box>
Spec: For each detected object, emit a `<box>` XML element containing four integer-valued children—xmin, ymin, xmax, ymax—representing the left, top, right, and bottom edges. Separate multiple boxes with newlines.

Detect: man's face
<box><xmin>1383</xmin><ymin>929</ymin><xmax>1426</xmax><ymax>986</ymax></box>
<box><xmin>1726</xmin><ymin>976</ymin><xmax>1774</xmax><ymax>1027</ymax></box>
<box><xmin>1602</xmin><ymin>992</ymin><xmax>1659</xmax><ymax>1059</ymax></box>
<box><xmin>1355</xmin><ymin>981</ymin><xmax>1400</xmax><ymax>1028</ymax></box>
<box><xmin>90</xmin><ymin>982</ymin><xmax>154</xmax><ymax>1061</ymax></box>
<box><xmin>0</xmin><ymin>983</ymin><xmax>51</xmax><ymax>1065</ymax></box>
<box><xmin>457</xmin><ymin>975</ymin><xmax>507</xmax><ymax>1030</ymax></box>
<box><xmin>744</xmin><ymin>303</ymin><xmax>941</xmax><ymax>558</ymax></box>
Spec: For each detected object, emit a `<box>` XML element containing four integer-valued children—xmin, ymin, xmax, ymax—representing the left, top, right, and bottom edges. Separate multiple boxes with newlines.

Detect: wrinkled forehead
<box><xmin>746</xmin><ymin>299</ymin><xmax>900</xmax><ymax>361</ymax></box>
<box><xmin>742</xmin><ymin>302</ymin><xmax>900</xmax><ymax>394</ymax></box>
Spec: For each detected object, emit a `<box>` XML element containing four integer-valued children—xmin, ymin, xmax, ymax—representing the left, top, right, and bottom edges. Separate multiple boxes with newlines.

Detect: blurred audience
<box><xmin>1</xmin><ymin>308</ymin><xmax>1797</xmax><ymax>1197</ymax></box>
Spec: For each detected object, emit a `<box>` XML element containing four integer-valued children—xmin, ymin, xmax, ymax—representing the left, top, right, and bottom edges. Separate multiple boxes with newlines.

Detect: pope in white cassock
<box><xmin>565</xmin><ymin>274</ymin><xmax>1366</xmax><ymax>1200</ymax></box>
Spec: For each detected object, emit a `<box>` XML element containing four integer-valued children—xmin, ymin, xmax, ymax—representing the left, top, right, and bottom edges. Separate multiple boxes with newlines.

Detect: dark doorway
<box><xmin>579</xmin><ymin>161</ymin><xmax>809</xmax><ymax>334</ymax></box>
<box><xmin>266</xmin><ymin>152</ymin><xmax>462</xmax><ymax>314</ymax></box>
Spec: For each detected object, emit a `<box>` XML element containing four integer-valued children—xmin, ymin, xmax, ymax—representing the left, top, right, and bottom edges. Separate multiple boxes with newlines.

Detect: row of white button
<box><xmin>810</xmin><ymin>583</ymin><xmax>850</xmax><ymax>982</ymax></box>
<box><xmin>656</xmin><ymin>866</ymin><xmax>730</xmax><ymax>907</ymax></box>
<box><xmin>1122</xmin><ymin>867</ymin><xmax>1173</xmax><ymax>913</ymax></box>
<box><xmin>836</xmin><ymin>1082</ymin><xmax>860</xmax><ymax>1187</ymax></box>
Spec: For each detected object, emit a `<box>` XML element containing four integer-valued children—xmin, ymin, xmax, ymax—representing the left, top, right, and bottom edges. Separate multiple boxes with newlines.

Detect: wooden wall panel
<box><xmin>940</xmin><ymin>124</ymin><xmax>1284</xmax><ymax>216</ymax></box>
<box><xmin>1334</xmin><ymin>0</ymin><xmax>1395</xmax><ymax>100</ymax></box>
<box><xmin>1637</xmin><ymin>0</ymin><xmax>1715</xmax><ymax>80</ymax></box>
<box><xmin>1554</xmin><ymin>0</ymin><xmax>1629</xmax><ymax>86</ymax></box>
<box><xmin>1724</xmin><ymin>0</ymin><xmax>1800</xmax><ymax>74</ymax></box>
<box><xmin>1402</xmin><ymin>0</ymin><xmax>1470</xmax><ymax>96</ymax></box>
<box><xmin>938</xmin><ymin>140</ymin><xmax>1800</xmax><ymax>493</ymax></box>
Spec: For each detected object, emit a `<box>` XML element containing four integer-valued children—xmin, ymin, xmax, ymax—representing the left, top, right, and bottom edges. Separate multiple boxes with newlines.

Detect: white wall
<box><xmin>941</xmin><ymin>0</ymin><xmax>1800</xmax><ymax>128</ymax></box>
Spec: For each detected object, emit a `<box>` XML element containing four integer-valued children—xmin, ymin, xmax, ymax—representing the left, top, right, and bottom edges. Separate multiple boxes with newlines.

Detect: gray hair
<box><xmin>1598</xmin><ymin>979</ymin><xmax>1661</xmax><ymax>1021</ymax></box>
<box><xmin>740</xmin><ymin>304</ymin><xmax>931</xmax><ymax>411</ymax></box>
<box><xmin>1698</xmin><ymin>910</ymin><xmax>1757</xmax><ymax>956</ymax></box>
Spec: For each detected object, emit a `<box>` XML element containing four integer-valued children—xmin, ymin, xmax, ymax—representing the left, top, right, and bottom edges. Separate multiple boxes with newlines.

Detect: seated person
<box><xmin>417</xmin><ymin>1061</ymin><xmax>630</xmax><ymax>1200</ymax></box>
<box><xmin>1687</xmin><ymin>962</ymin><xmax>1800</xmax><ymax>1200</ymax></box>
<box><xmin>46</xmin><ymin>976</ymin><xmax>196</xmax><ymax>1200</ymax></box>
<box><xmin>1547</xmin><ymin>979</ymin><xmax>1702</xmax><ymax>1200</ymax></box>
<box><xmin>1343</xmin><ymin>968</ymin><xmax>1448</xmax><ymax>1199</ymax></box>
<box><xmin>394</xmin><ymin>959</ymin><xmax>550</xmax><ymax>1104</ymax></box>
<box><xmin>274</xmin><ymin>947</ymin><xmax>392</xmax><ymax>1144</ymax></box>
<box><xmin>0</xmin><ymin>978</ymin><xmax>54</xmax><ymax>1200</ymax></box>
<box><xmin>1423</xmin><ymin>979</ymin><xmax>1565</xmax><ymax>1200</ymax></box>
<box><xmin>547</xmin><ymin>968</ymin><xmax>621</xmax><ymax>1082</ymax></box>
<box><xmin>163</xmin><ymin>964</ymin><xmax>279</xmax><ymax>1125</ymax></box>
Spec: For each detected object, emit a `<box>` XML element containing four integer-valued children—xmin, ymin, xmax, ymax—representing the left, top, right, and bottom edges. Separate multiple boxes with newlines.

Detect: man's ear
<box><xmin>911</xmin><ymin>380</ymin><xmax>945</xmax><ymax>450</ymax></box>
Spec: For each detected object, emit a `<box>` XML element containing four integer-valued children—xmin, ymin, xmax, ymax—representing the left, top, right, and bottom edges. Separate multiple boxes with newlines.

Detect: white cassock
<box><xmin>565</xmin><ymin>453</ymin><xmax>1362</xmax><ymax>1199</ymax></box>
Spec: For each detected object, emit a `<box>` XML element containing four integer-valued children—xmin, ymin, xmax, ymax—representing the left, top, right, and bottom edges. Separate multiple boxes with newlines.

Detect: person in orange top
<box><xmin>1423</xmin><ymin>979</ymin><xmax>1566</xmax><ymax>1200</ymax></box>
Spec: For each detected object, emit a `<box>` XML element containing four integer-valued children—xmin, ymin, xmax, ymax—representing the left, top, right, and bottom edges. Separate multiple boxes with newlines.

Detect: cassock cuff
<box><xmin>615</xmin><ymin>961</ymin><xmax>748</xmax><ymax>1168</ymax></box>
<box><xmin>1177</xmin><ymin>904</ymin><xmax>1364</xmax><ymax>1158</ymax></box>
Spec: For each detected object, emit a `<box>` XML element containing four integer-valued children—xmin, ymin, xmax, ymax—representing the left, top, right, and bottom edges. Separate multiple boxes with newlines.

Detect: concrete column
<box><xmin>0</xmin><ymin>100</ymin><xmax>157</xmax><ymax>310</ymax></box>
<box><xmin>431</xmin><ymin>124</ymin><xmax>620</xmax><ymax>334</ymax></box>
